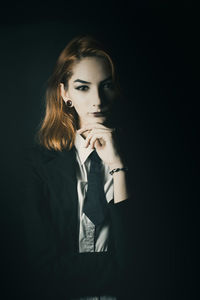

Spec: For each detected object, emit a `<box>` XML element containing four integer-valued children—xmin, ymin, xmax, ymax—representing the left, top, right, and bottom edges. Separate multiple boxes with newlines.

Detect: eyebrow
<box><xmin>73</xmin><ymin>75</ymin><xmax>112</xmax><ymax>84</ymax></box>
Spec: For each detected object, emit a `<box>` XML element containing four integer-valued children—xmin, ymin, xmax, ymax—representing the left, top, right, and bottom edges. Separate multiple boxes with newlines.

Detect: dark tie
<box><xmin>83</xmin><ymin>150</ymin><xmax>109</xmax><ymax>226</ymax></box>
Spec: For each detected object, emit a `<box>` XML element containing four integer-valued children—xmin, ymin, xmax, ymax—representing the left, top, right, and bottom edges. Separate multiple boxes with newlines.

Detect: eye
<box><xmin>75</xmin><ymin>85</ymin><xmax>89</xmax><ymax>91</ymax></box>
<box><xmin>102</xmin><ymin>82</ymin><xmax>114</xmax><ymax>89</ymax></box>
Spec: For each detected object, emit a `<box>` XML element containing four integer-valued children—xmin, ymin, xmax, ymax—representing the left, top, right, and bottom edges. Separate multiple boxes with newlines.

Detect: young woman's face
<box><xmin>61</xmin><ymin>56</ymin><xmax>116</xmax><ymax>128</ymax></box>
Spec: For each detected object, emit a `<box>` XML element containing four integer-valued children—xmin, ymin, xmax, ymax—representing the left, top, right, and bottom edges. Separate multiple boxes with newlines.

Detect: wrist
<box><xmin>109</xmin><ymin>166</ymin><xmax>128</xmax><ymax>176</ymax></box>
<box><xmin>108</xmin><ymin>161</ymin><xmax>124</xmax><ymax>170</ymax></box>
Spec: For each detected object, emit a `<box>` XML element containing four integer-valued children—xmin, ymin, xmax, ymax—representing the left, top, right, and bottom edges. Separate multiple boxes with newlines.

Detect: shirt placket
<box><xmin>81</xmin><ymin>218</ymin><xmax>95</xmax><ymax>252</ymax></box>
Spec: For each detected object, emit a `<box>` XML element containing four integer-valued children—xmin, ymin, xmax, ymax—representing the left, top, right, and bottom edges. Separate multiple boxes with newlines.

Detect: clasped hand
<box><xmin>77</xmin><ymin>123</ymin><xmax>124</xmax><ymax>169</ymax></box>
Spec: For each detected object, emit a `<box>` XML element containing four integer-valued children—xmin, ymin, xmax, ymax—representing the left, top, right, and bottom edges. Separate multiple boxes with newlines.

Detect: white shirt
<box><xmin>72</xmin><ymin>132</ymin><xmax>117</xmax><ymax>300</ymax></box>
<box><xmin>74</xmin><ymin>132</ymin><xmax>114</xmax><ymax>253</ymax></box>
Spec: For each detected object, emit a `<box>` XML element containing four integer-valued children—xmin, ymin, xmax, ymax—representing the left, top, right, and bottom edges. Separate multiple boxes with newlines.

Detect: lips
<box><xmin>90</xmin><ymin>108</ymin><xmax>109</xmax><ymax>114</ymax></box>
<box><xmin>90</xmin><ymin>112</ymin><xmax>105</xmax><ymax>117</ymax></box>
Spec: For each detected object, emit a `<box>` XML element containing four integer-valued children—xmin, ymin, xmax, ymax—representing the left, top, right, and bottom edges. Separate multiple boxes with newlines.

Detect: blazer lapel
<box><xmin>41</xmin><ymin>146</ymin><xmax>79</xmax><ymax>253</ymax></box>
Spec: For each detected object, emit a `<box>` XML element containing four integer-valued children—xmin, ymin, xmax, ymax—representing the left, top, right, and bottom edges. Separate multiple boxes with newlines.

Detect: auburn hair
<box><xmin>36</xmin><ymin>34</ymin><xmax>120</xmax><ymax>151</ymax></box>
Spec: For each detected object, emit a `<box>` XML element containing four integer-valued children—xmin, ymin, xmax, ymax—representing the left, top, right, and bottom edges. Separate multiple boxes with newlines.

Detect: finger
<box><xmin>77</xmin><ymin>128</ymin><xmax>92</xmax><ymax>135</ymax></box>
<box><xmin>77</xmin><ymin>123</ymin><xmax>115</xmax><ymax>134</ymax></box>
<box><xmin>78</xmin><ymin>127</ymin><xmax>114</xmax><ymax>135</ymax></box>
<box><xmin>84</xmin><ymin>132</ymin><xmax>93</xmax><ymax>148</ymax></box>
<box><xmin>84</xmin><ymin>131</ymin><xmax>98</xmax><ymax>148</ymax></box>
<box><xmin>84</xmin><ymin>124</ymin><xmax>114</xmax><ymax>131</ymax></box>
<box><xmin>89</xmin><ymin>133</ymin><xmax>107</xmax><ymax>149</ymax></box>
<box><xmin>84</xmin><ymin>130</ymin><xmax>112</xmax><ymax>148</ymax></box>
<box><xmin>94</xmin><ymin>139</ymin><xmax>101</xmax><ymax>149</ymax></box>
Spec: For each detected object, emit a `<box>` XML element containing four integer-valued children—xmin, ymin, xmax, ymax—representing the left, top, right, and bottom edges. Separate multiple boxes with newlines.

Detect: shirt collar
<box><xmin>74</xmin><ymin>131</ymin><xmax>94</xmax><ymax>165</ymax></box>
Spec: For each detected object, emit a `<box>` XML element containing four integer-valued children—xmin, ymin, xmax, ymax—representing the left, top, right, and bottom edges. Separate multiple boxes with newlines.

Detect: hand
<box><xmin>77</xmin><ymin>123</ymin><xmax>124</xmax><ymax>169</ymax></box>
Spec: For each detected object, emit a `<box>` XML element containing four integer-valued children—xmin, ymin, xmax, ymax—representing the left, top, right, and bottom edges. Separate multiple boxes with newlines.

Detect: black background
<box><xmin>0</xmin><ymin>3</ymin><xmax>198</xmax><ymax>300</ymax></box>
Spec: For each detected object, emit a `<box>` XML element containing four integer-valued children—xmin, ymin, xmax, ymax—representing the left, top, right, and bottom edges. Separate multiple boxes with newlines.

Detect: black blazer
<box><xmin>20</xmin><ymin>144</ymin><xmax>134</xmax><ymax>300</ymax></box>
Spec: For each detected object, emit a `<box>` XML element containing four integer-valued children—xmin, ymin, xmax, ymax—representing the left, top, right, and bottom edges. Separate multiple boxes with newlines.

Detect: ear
<box><xmin>60</xmin><ymin>83</ymin><xmax>69</xmax><ymax>102</ymax></box>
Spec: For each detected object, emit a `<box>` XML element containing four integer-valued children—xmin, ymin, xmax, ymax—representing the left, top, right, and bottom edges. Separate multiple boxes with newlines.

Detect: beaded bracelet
<box><xmin>109</xmin><ymin>167</ymin><xmax>128</xmax><ymax>176</ymax></box>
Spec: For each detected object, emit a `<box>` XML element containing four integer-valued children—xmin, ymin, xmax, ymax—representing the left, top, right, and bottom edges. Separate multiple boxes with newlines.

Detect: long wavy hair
<box><xmin>36</xmin><ymin>35</ymin><xmax>121</xmax><ymax>151</ymax></box>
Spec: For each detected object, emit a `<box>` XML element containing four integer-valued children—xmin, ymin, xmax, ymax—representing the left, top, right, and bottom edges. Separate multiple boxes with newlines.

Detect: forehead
<box><xmin>70</xmin><ymin>56</ymin><xmax>111</xmax><ymax>82</ymax></box>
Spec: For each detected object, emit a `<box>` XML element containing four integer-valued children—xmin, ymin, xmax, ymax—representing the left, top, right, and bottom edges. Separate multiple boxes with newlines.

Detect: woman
<box><xmin>22</xmin><ymin>35</ymin><xmax>134</xmax><ymax>300</ymax></box>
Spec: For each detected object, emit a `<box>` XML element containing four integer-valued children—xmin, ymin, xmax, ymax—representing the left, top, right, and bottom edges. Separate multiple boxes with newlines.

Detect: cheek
<box><xmin>71</xmin><ymin>92</ymin><xmax>90</xmax><ymax>110</ymax></box>
<box><xmin>75</xmin><ymin>104</ymin><xmax>86</xmax><ymax>115</ymax></box>
<box><xmin>105</xmin><ymin>91</ymin><xmax>116</xmax><ymax>105</ymax></box>
<box><xmin>103</xmin><ymin>88</ymin><xmax>116</xmax><ymax>99</ymax></box>
<box><xmin>68</xmin><ymin>91</ymin><xmax>82</xmax><ymax>112</ymax></box>
<box><xmin>72</xmin><ymin>97</ymin><xmax>88</xmax><ymax>115</ymax></box>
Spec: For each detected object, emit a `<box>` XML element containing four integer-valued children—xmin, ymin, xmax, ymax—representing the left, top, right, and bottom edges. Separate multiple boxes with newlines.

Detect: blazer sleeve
<box><xmin>20</xmin><ymin>153</ymin><xmax>134</xmax><ymax>300</ymax></box>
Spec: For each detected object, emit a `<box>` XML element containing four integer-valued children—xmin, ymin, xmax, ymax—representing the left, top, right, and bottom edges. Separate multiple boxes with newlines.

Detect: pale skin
<box><xmin>60</xmin><ymin>57</ymin><xmax>130</xmax><ymax>203</ymax></box>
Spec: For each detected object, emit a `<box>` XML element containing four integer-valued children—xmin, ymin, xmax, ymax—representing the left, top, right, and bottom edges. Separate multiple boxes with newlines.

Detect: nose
<box><xmin>92</xmin><ymin>87</ymin><xmax>106</xmax><ymax>110</ymax></box>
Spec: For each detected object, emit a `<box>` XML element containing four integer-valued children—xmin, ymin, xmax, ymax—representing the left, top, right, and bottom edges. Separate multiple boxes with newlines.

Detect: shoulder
<box><xmin>22</xmin><ymin>143</ymin><xmax>60</xmax><ymax>166</ymax></box>
<box><xmin>18</xmin><ymin>144</ymin><xmax>54</xmax><ymax>185</ymax></box>
<box><xmin>20</xmin><ymin>144</ymin><xmax>62</xmax><ymax>186</ymax></box>
<box><xmin>21</xmin><ymin>143</ymin><xmax>77</xmax><ymax>170</ymax></box>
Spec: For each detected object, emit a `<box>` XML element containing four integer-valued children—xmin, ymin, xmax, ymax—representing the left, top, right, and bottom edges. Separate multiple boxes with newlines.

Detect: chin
<box><xmin>89</xmin><ymin>116</ymin><xmax>107</xmax><ymax>123</ymax></box>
